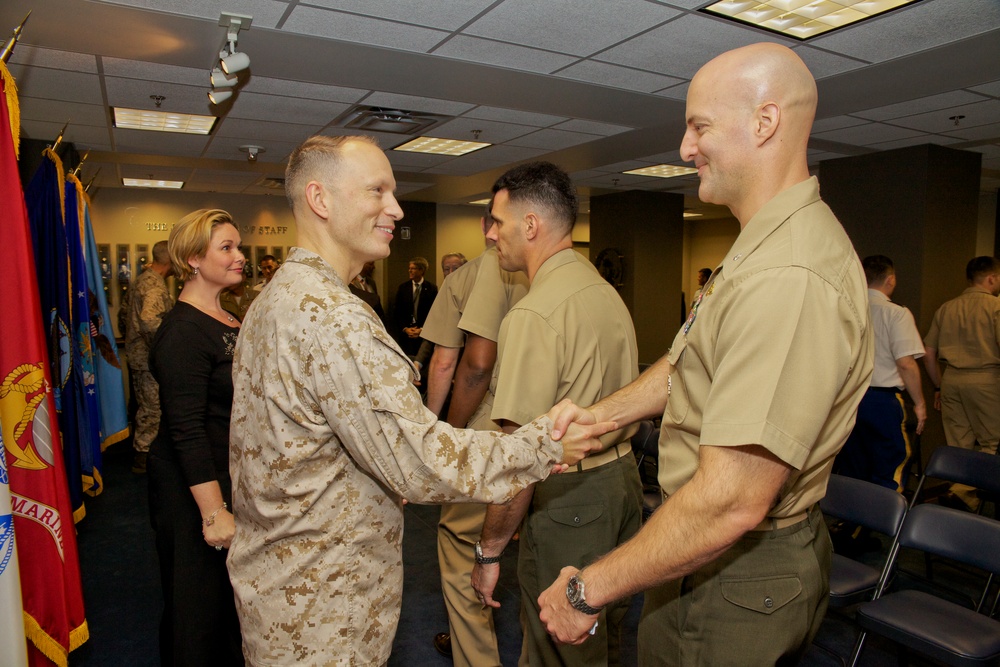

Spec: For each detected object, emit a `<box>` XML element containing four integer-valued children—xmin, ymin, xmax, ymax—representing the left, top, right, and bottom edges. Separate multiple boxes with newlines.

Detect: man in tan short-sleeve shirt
<box><xmin>923</xmin><ymin>255</ymin><xmax>1000</xmax><ymax>510</ymax></box>
<box><xmin>538</xmin><ymin>44</ymin><xmax>873</xmax><ymax>666</ymax></box>
<box><xmin>470</xmin><ymin>161</ymin><xmax>642</xmax><ymax>666</ymax></box>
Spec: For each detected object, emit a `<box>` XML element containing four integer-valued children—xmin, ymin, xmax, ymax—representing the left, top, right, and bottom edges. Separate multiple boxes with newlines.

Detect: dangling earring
<box><xmin>192</xmin><ymin>267</ymin><xmax>199</xmax><ymax>275</ymax></box>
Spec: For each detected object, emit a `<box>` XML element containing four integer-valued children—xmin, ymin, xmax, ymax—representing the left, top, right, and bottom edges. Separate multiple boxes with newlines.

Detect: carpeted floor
<box><xmin>68</xmin><ymin>442</ymin><xmax>989</xmax><ymax>666</ymax></box>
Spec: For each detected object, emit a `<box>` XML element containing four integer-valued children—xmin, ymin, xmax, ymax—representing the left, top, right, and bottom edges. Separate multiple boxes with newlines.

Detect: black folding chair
<box><xmin>814</xmin><ymin>475</ymin><xmax>908</xmax><ymax>665</ymax></box>
<box><xmin>851</xmin><ymin>504</ymin><xmax>1000</xmax><ymax>667</ymax></box>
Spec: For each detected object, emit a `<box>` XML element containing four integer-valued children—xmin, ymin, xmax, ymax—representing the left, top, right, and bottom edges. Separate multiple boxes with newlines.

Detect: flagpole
<box><xmin>49</xmin><ymin>121</ymin><xmax>69</xmax><ymax>154</ymax></box>
<box><xmin>0</xmin><ymin>12</ymin><xmax>30</xmax><ymax>65</ymax></box>
<box><xmin>71</xmin><ymin>150</ymin><xmax>89</xmax><ymax>178</ymax></box>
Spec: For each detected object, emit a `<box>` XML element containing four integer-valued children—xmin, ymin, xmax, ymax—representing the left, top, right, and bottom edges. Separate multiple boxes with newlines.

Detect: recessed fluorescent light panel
<box><xmin>702</xmin><ymin>0</ymin><xmax>923</xmax><ymax>40</ymax></box>
<box><xmin>394</xmin><ymin>137</ymin><xmax>490</xmax><ymax>156</ymax></box>
<box><xmin>683</xmin><ymin>211</ymin><xmax>703</xmax><ymax>218</ymax></box>
<box><xmin>468</xmin><ymin>198</ymin><xmax>493</xmax><ymax>206</ymax></box>
<box><xmin>123</xmin><ymin>178</ymin><xmax>184</xmax><ymax>189</ymax></box>
<box><xmin>623</xmin><ymin>165</ymin><xmax>698</xmax><ymax>179</ymax></box>
<box><xmin>113</xmin><ymin>107</ymin><xmax>217</xmax><ymax>135</ymax></box>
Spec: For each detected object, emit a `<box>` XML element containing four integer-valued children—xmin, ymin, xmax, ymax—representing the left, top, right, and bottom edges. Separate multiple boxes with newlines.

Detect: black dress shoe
<box><xmin>433</xmin><ymin>632</ymin><xmax>452</xmax><ymax>658</ymax></box>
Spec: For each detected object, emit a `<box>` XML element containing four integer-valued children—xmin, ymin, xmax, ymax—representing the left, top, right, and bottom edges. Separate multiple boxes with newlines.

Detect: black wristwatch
<box><xmin>474</xmin><ymin>541</ymin><xmax>502</xmax><ymax>565</ymax></box>
<box><xmin>566</xmin><ymin>573</ymin><xmax>603</xmax><ymax>616</ymax></box>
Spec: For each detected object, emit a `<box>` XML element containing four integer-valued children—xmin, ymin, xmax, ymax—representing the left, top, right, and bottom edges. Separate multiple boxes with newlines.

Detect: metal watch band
<box><xmin>567</xmin><ymin>574</ymin><xmax>603</xmax><ymax>616</ymax></box>
<box><xmin>474</xmin><ymin>541</ymin><xmax>502</xmax><ymax>565</ymax></box>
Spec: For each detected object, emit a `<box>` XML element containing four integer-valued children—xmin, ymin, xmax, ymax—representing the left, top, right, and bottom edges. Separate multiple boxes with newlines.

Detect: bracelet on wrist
<box><xmin>203</xmin><ymin>502</ymin><xmax>228</xmax><ymax>526</ymax></box>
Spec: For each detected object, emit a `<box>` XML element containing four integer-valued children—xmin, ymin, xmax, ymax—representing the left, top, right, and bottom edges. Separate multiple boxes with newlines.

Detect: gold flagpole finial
<box><xmin>72</xmin><ymin>150</ymin><xmax>90</xmax><ymax>177</ymax></box>
<box><xmin>49</xmin><ymin>120</ymin><xmax>69</xmax><ymax>153</ymax></box>
<box><xmin>84</xmin><ymin>167</ymin><xmax>102</xmax><ymax>193</ymax></box>
<box><xmin>1</xmin><ymin>11</ymin><xmax>31</xmax><ymax>65</ymax></box>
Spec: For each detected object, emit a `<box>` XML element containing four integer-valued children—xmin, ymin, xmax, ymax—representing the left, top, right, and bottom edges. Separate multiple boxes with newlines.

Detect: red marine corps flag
<box><xmin>0</xmin><ymin>60</ymin><xmax>89</xmax><ymax>667</ymax></box>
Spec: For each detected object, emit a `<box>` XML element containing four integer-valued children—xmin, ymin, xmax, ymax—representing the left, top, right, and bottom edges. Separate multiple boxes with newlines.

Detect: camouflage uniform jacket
<box><xmin>228</xmin><ymin>247</ymin><xmax>562</xmax><ymax>666</ymax></box>
<box><xmin>124</xmin><ymin>268</ymin><xmax>172</xmax><ymax>371</ymax></box>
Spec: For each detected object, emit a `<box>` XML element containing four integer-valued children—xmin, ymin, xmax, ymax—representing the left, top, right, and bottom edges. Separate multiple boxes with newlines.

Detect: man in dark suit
<box><xmin>393</xmin><ymin>256</ymin><xmax>437</xmax><ymax>357</ymax></box>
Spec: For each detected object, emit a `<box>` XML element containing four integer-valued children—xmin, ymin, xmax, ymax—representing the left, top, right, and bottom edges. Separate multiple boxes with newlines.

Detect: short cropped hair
<box><xmin>441</xmin><ymin>252</ymin><xmax>466</xmax><ymax>267</ymax></box>
<box><xmin>168</xmin><ymin>209</ymin><xmax>234</xmax><ymax>281</ymax></box>
<box><xmin>967</xmin><ymin>256</ymin><xmax>1000</xmax><ymax>283</ymax></box>
<box><xmin>409</xmin><ymin>257</ymin><xmax>429</xmax><ymax>273</ymax></box>
<box><xmin>259</xmin><ymin>254</ymin><xmax>277</xmax><ymax>265</ymax></box>
<box><xmin>491</xmin><ymin>161</ymin><xmax>578</xmax><ymax>232</ymax></box>
<box><xmin>862</xmin><ymin>255</ymin><xmax>894</xmax><ymax>286</ymax></box>
<box><xmin>151</xmin><ymin>240</ymin><xmax>170</xmax><ymax>265</ymax></box>
<box><xmin>284</xmin><ymin>135</ymin><xmax>380</xmax><ymax>212</ymax></box>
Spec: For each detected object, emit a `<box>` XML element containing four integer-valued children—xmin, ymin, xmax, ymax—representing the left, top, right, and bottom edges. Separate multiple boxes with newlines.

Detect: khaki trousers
<box><xmin>438</xmin><ymin>502</ymin><xmax>501</xmax><ymax>667</ymax></box>
<box><xmin>941</xmin><ymin>369</ymin><xmax>1000</xmax><ymax>508</ymax></box>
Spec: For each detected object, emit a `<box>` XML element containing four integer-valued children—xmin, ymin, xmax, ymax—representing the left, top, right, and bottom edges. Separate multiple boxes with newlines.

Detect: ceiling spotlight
<box><xmin>209</xmin><ymin>88</ymin><xmax>232</xmax><ymax>104</ymax></box>
<box><xmin>240</xmin><ymin>145</ymin><xmax>265</xmax><ymax>162</ymax></box>
<box><xmin>220</xmin><ymin>50</ymin><xmax>250</xmax><ymax>75</ymax></box>
<box><xmin>210</xmin><ymin>67</ymin><xmax>238</xmax><ymax>89</ymax></box>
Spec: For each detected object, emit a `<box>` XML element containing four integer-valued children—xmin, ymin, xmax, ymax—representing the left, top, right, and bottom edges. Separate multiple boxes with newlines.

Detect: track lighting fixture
<box><xmin>208</xmin><ymin>89</ymin><xmax>232</xmax><ymax>104</ymax></box>
<box><xmin>220</xmin><ymin>50</ymin><xmax>250</xmax><ymax>75</ymax></box>
<box><xmin>208</xmin><ymin>13</ymin><xmax>252</xmax><ymax>106</ymax></box>
<box><xmin>210</xmin><ymin>67</ymin><xmax>238</xmax><ymax>89</ymax></box>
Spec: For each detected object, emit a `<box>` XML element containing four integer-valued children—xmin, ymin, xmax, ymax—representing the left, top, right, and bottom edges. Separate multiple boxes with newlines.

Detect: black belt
<box><xmin>869</xmin><ymin>386</ymin><xmax>902</xmax><ymax>394</ymax></box>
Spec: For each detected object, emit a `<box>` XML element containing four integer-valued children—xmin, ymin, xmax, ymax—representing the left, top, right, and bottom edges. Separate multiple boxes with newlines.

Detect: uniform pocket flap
<box><xmin>720</xmin><ymin>575</ymin><xmax>801</xmax><ymax>615</ymax></box>
<box><xmin>547</xmin><ymin>503</ymin><xmax>605</xmax><ymax>528</ymax></box>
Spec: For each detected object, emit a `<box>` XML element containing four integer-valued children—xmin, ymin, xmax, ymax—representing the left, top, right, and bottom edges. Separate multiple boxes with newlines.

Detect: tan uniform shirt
<box><xmin>924</xmin><ymin>286</ymin><xmax>1000</xmax><ymax>371</ymax></box>
<box><xmin>228</xmin><ymin>248</ymin><xmax>563</xmax><ymax>667</ymax></box>
<box><xmin>421</xmin><ymin>254</ymin><xmax>485</xmax><ymax>348</ymax></box>
<box><xmin>124</xmin><ymin>268</ymin><xmax>172</xmax><ymax>370</ymax></box>
<box><xmin>661</xmin><ymin>177</ymin><xmax>873</xmax><ymax>518</ymax></box>
<box><xmin>868</xmin><ymin>289</ymin><xmax>924</xmax><ymax>388</ymax></box>
<box><xmin>487</xmin><ymin>248</ymin><xmax>638</xmax><ymax>432</ymax></box>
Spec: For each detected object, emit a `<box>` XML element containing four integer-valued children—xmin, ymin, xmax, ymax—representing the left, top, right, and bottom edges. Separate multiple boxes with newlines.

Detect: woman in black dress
<box><xmin>148</xmin><ymin>209</ymin><xmax>246</xmax><ymax>666</ymax></box>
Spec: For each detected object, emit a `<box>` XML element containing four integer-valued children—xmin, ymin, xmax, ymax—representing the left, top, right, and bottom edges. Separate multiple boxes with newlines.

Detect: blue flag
<box><xmin>25</xmin><ymin>149</ymin><xmax>86</xmax><ymax>521</ymax></box>
<box><xmin>63</xmin><ymin>177</ymin><xmax>103</xmax><ymax>498</ymax></box>
<box><xmin>75</xmin><ymin>179</ymin><xmax>129</xmax><ymax>453</ymax></box>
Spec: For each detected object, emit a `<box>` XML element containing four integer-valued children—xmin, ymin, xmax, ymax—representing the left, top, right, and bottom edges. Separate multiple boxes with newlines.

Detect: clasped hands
<box><xmin>545</xmin><ymin>398</ymin><xmax>612</xmax><ymax>470</ymax></box>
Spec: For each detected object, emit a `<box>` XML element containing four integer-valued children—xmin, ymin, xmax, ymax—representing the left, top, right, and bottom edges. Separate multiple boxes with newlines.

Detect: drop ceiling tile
<box><xmin>187</xmin><ymin>169</ymin><xmax>262</xmax><ymax>186</ymax></box>
<box><xmin>92</xmin><ymin>0</ymin><xmax>291</xmax><ymax>28</ymax></box>
<box><xmin>507</xmin><ymin>128</ymin><xmax>601</xmax><ymax>150</ymax></box>
<box><xmin>811</xmin><ymin>115</ymin><xmax>869</xmax><ymax>134</ymax></box>
<box><xmin>6</xmin><ymin>67</ymin><xmax>104</xmax><ymax>104</ymax></box>
<box><xmin>599</xmin><ymin>14</ymin><xmax>790</xmax><ymax>79</ymax></box>
<box><xmin>809</xmin><ymin>0</ymin><xmax>1000</xmax><ymax>64</ymax></box>
<box><xmin>431</xmin><ymin>35</ymin><xmax>577</xmax><ymax>75</ymax></box>
<box><xmin>9</xmin><ymin>46</ymin><xmax>98</xmax><ymax>73</ymax></box>
<box><xmin>970</xmin><ymin>80</ymin><xmax>1000</xmax><ymax>99</ymax></box>
<box><xmin>240</xmin><ymin>76</ymin><xmax>368</xmax><ymax>103</ymax></box>
<box><xmin>282</xmin><ymin>5</ymin><xmax>448</xmax><ymax>52</ymax></box>
<box><xmin>113</xmin><ymin>128</ymin><xmax>211</xmax><ymax>156</ymax></box>
<box><xmin>594</xmin><ymin>159</ymin><xmax>656</xmax><ymax>173</ymax></box>
<box><xmin>576</xmin><ymin>172</ymin><xmax>651</xmax><ymax>188</ymax></box>
<box><xmin>385</xmin><ymin>151</ymin><xmax>452</xmax><ymax>169</ymax></box>
<box><xmin>462</xmin><ymin>106</ymin><xmax>567</xmax><ymax>128</ymax></box>
<box><xmin>19</xmin><ymin>97</ymin><xmax>108</xmax><ymax>127</ymax></box>
<box><xmin>552</xmin><ymin>119</ymin><xmax>632</xmax><ymax>135</ymax></box>
<box><xmin>20</xmin><ymin>120</ymin><xmax>112</xmax><ymax>151</ymax></box>
<box><xmin>303</xmin><ymin>0</ymin><xmax>496</xmax><ymax>30</ymax></box>
<box><xmin>813</xmin><ymin>122</ymin><xmax>924</xmax><ymax>146</ymax></box>
<box><xmin>465</xmin><ymin>0</ymin><xmax>679</xmax><ymax>58</ymax></box>
<box><xmin>425</xmin><ymin>117</ymin><xmax>537</xmax><ymax>144</ymax></box>
<box><xmin>102</xmin><ymin>58</ymin><xmax>205</xmax><ymax>86</ymax></box>
<box><xmin>941</xmin><ymin>121</ymin><xmax>1000</xmax><ymax>143</ymax></box>
<box><xmin>969</xmin><ymin>144</ymin><xmax>1000</xmax><ymax>159</ymax></box>
<box><xmin>854</xmin><ymin>90</ymin><xmax>992</xmax><ymax>122</ymax></box>
<box><xmin>119</xmin><ymin>164</ymin><xmax>194</xmax><ymax>181</ymax></box>
<box><xmin>203</xmin><ymin>137</ymin><xmax>299</xmax><ymax>163</ymax></box>
<box><xmin>105</xmin><ymin>78</ymin><xmax>210</xmax><ymax>114</ymax></box>
<box><xmin>452</xmin><ymin>144</ymin><xmax>547</xmax><ymax>165</ymax></box>
<box><xmin>394</xmin><ymin>181</ymin><xmax>433</xmax><ymax>197</ymax></box>
<box><xmin>557</xmin><ymin>60</ymin><xmax>683</xmax><ymax>94</ymax></box>
<box><xmin>865</xmin><ymin>135</ymin><xmax>960</xmax><ymax>152</ymax></box>
<box><xmin>638</xmin><ymin>149</ymin><xmax>683</xmax><ymax>164</ymax></box>
<box><xmin>888</xmin><ymin>99</ymin><xmax>1000</xmax><ymax>134</ymax></box>
<box><xmin>215</xmin><ymin>118</ymin><xmax>324</xmax><ymax>143</ymax></box>
<box><xmin>791</xmin><ymin>46</ymin><xmax>867</xmax><ymax>80</ymax></box>
<box><xmin>654</xmin><ymin>82</ymin><xmax>688</xmax><ymax>101</ymax></box>
<box><xmin>361</xmin><ymin>92</ymin><xmax>475</xmax><ymax>117</ymax></box>
<box><xmin>226</xmin><ymin>92</ymin><xmax>350</xmax><ymax>126</ymax></box>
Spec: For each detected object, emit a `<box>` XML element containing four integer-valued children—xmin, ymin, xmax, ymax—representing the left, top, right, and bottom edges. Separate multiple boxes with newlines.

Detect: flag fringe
<box><xmin>0</xmin><ymin>61</ymin><xmax>18</xmax><ymax>159</ymax></box>
<box><xmin>22</xmin><ymin>611</ymin><xmax>89</xmax><ymax>667</ymax></box>
<box><xmin>100</xmin><ymin>426</ymin><xmax>129</xmax><ymax>450</ymax></box>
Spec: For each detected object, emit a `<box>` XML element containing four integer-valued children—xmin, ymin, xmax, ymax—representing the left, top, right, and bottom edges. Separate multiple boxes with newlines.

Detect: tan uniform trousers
<box><xmin>940</xmin><ymin>368</ymin><xmax>1000</xmax><ymax>508</ymax></box>
<box><xmin>132</xmin><ymin>368</ymin><xmax>161</xmax><ymax>453</ymax></box>
<box><xmin>438</xmin><ymin>502</ymin><xmax>501</xmax><ymax>667</ymax></box>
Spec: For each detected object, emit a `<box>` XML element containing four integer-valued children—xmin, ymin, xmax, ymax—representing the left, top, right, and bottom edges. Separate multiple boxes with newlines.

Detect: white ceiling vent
<box><xmin>335</xmin><ymin>106</ymin><xmax>451</xmax><ymax>135</ymax></box>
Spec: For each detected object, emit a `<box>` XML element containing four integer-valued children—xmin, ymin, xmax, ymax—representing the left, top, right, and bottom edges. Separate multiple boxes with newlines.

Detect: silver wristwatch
<box><xmin>474</xmin><ymin>541</ymin><xmax>502</xmax><ymax>565</ymax></box>
<box><xmin>566</xmin><ymin>573</ymin><xmax>603</xmax><ymax>615</ymax></box>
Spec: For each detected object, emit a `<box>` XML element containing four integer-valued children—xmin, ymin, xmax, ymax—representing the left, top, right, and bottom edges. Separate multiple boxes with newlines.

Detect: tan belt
<box><xmin>748</xmin><ymin>510</ymin><xmax>810</xmax><ymax>532</ymax></box>
<box><xmin>565</xmin><ymin>441</ymin><xmax>632</xmax><ymax>474</ymax></box>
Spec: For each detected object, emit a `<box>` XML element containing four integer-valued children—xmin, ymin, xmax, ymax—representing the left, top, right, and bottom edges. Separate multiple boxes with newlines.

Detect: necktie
<box><xmin>412</xmin><ymin>282</ymin><xmax>420</xmax><ymax>322</ymax></box>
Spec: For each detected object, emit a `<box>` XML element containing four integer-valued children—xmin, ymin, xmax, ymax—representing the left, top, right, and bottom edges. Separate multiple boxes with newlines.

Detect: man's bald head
<box><xmin>681</xmin><ymin>43</ymin><xmax>818</xmax><ymax>225</ymax></box>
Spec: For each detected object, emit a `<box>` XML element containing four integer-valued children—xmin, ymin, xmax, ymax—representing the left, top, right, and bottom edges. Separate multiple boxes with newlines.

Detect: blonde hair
<box><xmin>168</xmin><ymin>209</ymin><xmax>235</xmax><ymax>281</ymax></box>
<box><xmin>284</xmin><ymin>135</ymin><xmax>380</xmax><ymax>212</ymax></box>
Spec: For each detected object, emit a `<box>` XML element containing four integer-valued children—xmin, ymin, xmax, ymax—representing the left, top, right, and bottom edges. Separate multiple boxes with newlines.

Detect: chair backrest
<box><xmin>630</xmin><ymin>420</ymin><xmax>658</xmax><ymax>460</ymax></box>
<box><xmin>820</xmin><ymin>474</ymin><xmax>908</xmax><ymax>537</ymax></box>
<box><xmin>899</xmin><ymin>504</ymin><xmax>1000</xmax><ymax>575</ymax></box>
<box><xmin>924</xmin><ymin>446</ymin><xmax>1000</xmax><ymax>496</ymax></box>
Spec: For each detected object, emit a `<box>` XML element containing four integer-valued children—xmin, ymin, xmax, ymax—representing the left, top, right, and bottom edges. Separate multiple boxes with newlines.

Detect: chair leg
<box><xmin>977</xmin><ymin>573</ymin><xmax>994</xmax><ymax>613</ymax></box>
<box><xmin>847</xmin><ymin>631</ymin><xmax>868</xmax><ymax>667</ymax></box>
